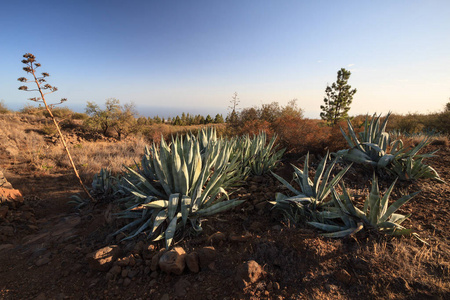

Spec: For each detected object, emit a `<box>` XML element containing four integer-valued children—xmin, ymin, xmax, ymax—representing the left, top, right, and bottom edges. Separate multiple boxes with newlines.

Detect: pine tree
<box><xmin>320</xmin><ymin>68</ymin><xmax>357</xmax><ymax>125</ymax></box>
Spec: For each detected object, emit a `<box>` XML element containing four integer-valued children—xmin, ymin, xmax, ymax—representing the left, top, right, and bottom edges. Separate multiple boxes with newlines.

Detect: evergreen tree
<box><xmin>214</xmin><ymin>113</ymin><xmax>224</xmax><ymax>123</ymax></box>
<box><xmin>320</xmin><ymin>68</ymin><xmax>357</xmax><ymax>125</ymax></box>
<box><xmin>205</xmin><ymin>114</ymin><xmax>213</xmax><ymax>124</ymax></box>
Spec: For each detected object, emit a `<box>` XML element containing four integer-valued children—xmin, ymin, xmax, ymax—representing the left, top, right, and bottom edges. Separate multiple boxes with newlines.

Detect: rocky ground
<box><xmin>0</xmin><ymin>123</ymin><xmax>449</xmax><ymax>299</ymax></box>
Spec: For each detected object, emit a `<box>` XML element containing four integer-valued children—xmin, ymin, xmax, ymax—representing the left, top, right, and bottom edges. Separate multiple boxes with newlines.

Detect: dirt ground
<box><xmin>0</xmin><ymin>128</ymin><xmax>449</xmax><ymax>299</ymax></box>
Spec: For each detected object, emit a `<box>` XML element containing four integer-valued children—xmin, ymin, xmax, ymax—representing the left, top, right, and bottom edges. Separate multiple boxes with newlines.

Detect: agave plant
<box><xmin>336</xmin><ymin>113</ymin><xmax>443</xmax><ymax>182</ymax></box>
<box><xmin>91</xmin><ymin>168</ymin><xmax>117</xmax><ymax>196</ymax></box>
<box><xmin>388</xmin><ymin>138</ymin><xmax>443</xmax><ymax>183</ymax></box>
<box><xmin>112</xmin><ymin>133</ymin><xmax>245</xmax><ymax>248</ymax></box>
<box><xmin>308</xmin><ymin>174</ymin><xmax>423</xmax><ymax>240</ymax></box>
<box><xmin>337</xmin><ymin>112</ymin><xmax>396</xmax><ymax>168</ymax></box>
<box><xmin>233</xmin><ymin>132</ymin><xmax>285</xmax><ymax>176</ymax></box>
<box><xmin>271</xmin><ymin>152</ymin><xmax>351</xmax><ymax>223</ymax></box>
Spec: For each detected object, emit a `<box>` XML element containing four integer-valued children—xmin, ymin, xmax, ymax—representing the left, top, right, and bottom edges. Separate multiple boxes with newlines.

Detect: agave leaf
<box><xmin>320</xmin><ymin>223</ymin><xmax>363</xmax><ymax>238</ymax></box>
<box><xmin>151</xmin><ymin>209</ymin><xmax>168</xmax><ymax>234</ymax></box>
<box><xmin>367</xmin><ymin>175</ymin><xmax>381</xmax><ymax>225</ymax></box>
<box><xmin>285</xmin><ymin>194</ymin><xmax>314</xmax><ymax>205</ymax></box>
<box><xmin>313</xmin><ymin>152</ymin><xmax>329</xmax><ymax>197</ymax></box>
<box><xmin>168</xmin><ymin>193</ymin><xmax>180</xmax><ymax>220</ymax></box>
<box><xmin>307</xmin><ymin>222</ymin><xmax>349</xmax><ymax>232</ymax></box>
<box><xmin>122</xmin><ymin>216</ymin><xmax>154</xmax><ymax>241</ymax></box>
<box><xmin>165</xmin><ymin>214</ymin><xmax>180</xmax><ymax>248</ymax></box>
<box><xmin>141</xmin><ymin>200</ymin><xmax>169</xmax><ymax>208</ymax></box>
<box><xmin>194</xmin><ymin>200</ymin><xmax>244</xmax><ymax>217</ymax></box>
<box><xmin>340</xmin><ymin>126</ymin><xmax>355</xmax><ymax>148</ymax></box>
<box><xmin>388</xmin><ymin>213</ymin><xmax>410</xmax><ymax>225</ymax></box>
<box><xmin>180</xmin><ymin>196</ymin><xmax>191</xmax><ymax>227</ymax></box>
<box><xmin>345</xmin><ymin>148</ymin><xmax>376</xmax><ymax>165</ymax></box>
<box><xmin>271</xmin><ymin>171</ymin><xmax>301</xmax><ymax>195</ymax></box>
<box><xmin>379</xmin><ymin>191</ymin><xmax>420</xmax><ymax>223</ymax></box>
<box><xmin>123</xmin><ymin>166</ymin><xmax>165</xmax><ymax>198</ymax></box>
<box><xmin>379</xmin><ymin>178</ymin><xmax>397</xmax><ymax>219</ymax></box>
<box><xmin>301</xmin><ymin>153</ymin><xmax>314</xmax><ymax>196</ymax></box>
<box><xmin>377</xmin><ymin>154</ymin><xmax>394</xmax><ymax>168</ymax></box>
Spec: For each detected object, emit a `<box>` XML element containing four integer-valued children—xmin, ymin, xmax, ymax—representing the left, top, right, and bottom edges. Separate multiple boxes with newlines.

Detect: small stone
<box><xmin>150</xmin><ymin>271</ymin><xmax>159</xmax><ymax>279</ymax></box>
<box><xmin>236</xmin><ymin>260</ymin><xmax>265</xmax><ymax>288</ymax></box>
<box><xmin>109</xmin><ymin>265</ymin><xmax>121</xmax><ymax>275</ymax></box>
<box><xmin>121</xmin><ymin>268</ymin><xmax>129</xmax><ymax>278</ymax></box>
<box><xmin>151</xmin><ymin>248</ymin><xmax>166</xmax><ymax>271</ymax></box>
<box><xmin>159</xmin><ymin>247</ymin><xmax>186</xmax><ymax>275</ymax></box>
<box><xmin>86</xmin><ymin>245</ymin><xmax>122</xmax><ymax>272</ymax></box>
<box><xmin>133</xmin><ymin>241</ymin><xmax>145</xmax><ymax>254</ymax></box>
<box><xmin>128</xmin><ymin>269</ymin><xmax>138</xmax><ymax>278</ymax></box>
<box><xmin>0</xmin><ymin>206</ymin><xmax>8</xmax><ymax>219</ymax></box>
<box><xmin>160</xmin><ymin>294</ymin><xmax>170</xmax><ymax>300</ymax></box>
<box><xmin>123</xmin><ymin>278</ymin><xmax>131</xmax><ymax>287</ymax></box>
<box><xmin>185</xmin><ymin>252</ymin><xmax>200</xmax><ymax>273</ymax></box>
<box><xmin>249</xmin><ymin>221</ymin><xmax>263</xmax><ymax>232</ymax></box>
<box><xmin>35</xmin><ymin>256</ymin><xmax>51</xmax><ymax>267</ymax></box>
<box><xmin>149</xmin><ymin>279</ymin><xmax>157</xmax><ymax>287</ymax></box>
<box><xmin>117</xmin><ymin>256</ymin><xmax>130</xmax><ymax>267</ymax></box>
<box><xmin>207</xmin><ymin>232</ymin><xmax>226</xmax><ymax>245</ymax></box>
<box><xmin>174</xmin><ymin>278</ymin><xmax>190</xmax><ymax>297</ymax></box>
<box><xmin>0</xmin><ymin>226</ymin><xmax>14</xmax><ymax>237</ymax></box>
<box><xmin>197</xmin><ymin>246</ymin><xmax>216</xmax><ymax>270</ymax></box>
<box><xmin>335</xmin><ymin>269</ymin><xmax>352</xmax><ymax>284</ymax></box>
<box><xmin>229</xmin><ymin>232</ymin><xmax>252</xmax><ymax>242</ymax></box>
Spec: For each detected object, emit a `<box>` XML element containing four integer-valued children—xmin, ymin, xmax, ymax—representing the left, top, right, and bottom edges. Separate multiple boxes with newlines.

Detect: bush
<box><xmin>0</xmin><ymin>100</ymin><xmax>10</xmax><ymax>114</ymax></box>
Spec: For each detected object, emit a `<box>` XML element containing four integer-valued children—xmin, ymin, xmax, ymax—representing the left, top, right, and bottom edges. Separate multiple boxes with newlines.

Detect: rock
<box><xmin>159</xmin><ymin>247</ymin><xmax>186</xmax><ymax>275</ymax></box>
<box><xmin>109</xmin><ymin>265</ymin><xmax>121</xmax><ymax>275</ymax></box>
<box><xmin>117</xmin><ymin>256</ymin><xmax>130</xmax><ymax>267</ymax></box>
<box><xmin>123</xmin><ymin>277</ymin><xmax>131</xmax><ymax>287</ymax></box>
<box><xmin>160</xmin><ymin>294</ymin><xmax>170</xmax><ymax>300</ymax></box>
<box><xmin>133</xmin><ymin>240</ymin><xmax>145</xmax><ymax>254</ymax></box>
<box><xmin>174</xmin><ymin>278</ymin><xmax>190</xmax><ymax>297</ymax></box>
<box><xmin>150</xmin><ymin>270</ymin><xmax>158</xmax><ymax>279</ymax></box>
<box><xmin>207</xmin><ymin>232</ymin><xmax>226</xmax><ymax>245</ymax></box>
<box><xmin>151</xmin><ymin>248</ymin><xmax>166</xmax><ymax>271</ymax></box>
<box><xmin>0</xmin><ymin>225</ymin><xmax>14</xmax><ymax>237</ymax></box>
<box><xmin>0</xmin><ymin>188</ymin><xmax>23</xmax><ymax>207</ymax></box>
<box><xmin>0</xmin><ymin>206</ymin><xmax>8</xmax><ymax>219</ymax></box>
<box><xmin>86</xmin><ymin>245</ymin><xmax>122</xmax><ymax>272</ymax></box>
<box><xmin>121</xmin><ymin>268</ymin><xmax>129</xmax><ymax>278</ymax></box>
<box><xmin>335</xmin><ymin>269</ymin><xmax>352</xmax><ymax>284</ymax></box>
<box><xmin>0</xmin><ymin>171</ymin><xmax>12</xmax><ymax>189</ymax></box>
<box><xmin>185</xmin><ymin>251</ymin><xmax>200</xmax><ymax>273</ymax></box>
<box><xmin>229</xmin><ymin>232</ymin><xmax>252</xmax><ymax>242</ymax></box>
<box><xmin>249</xmin><ymin>221</ymin><xmax>263</xmax><ymax>232</ymax></box>
<box><xmin>128</xmin><ymin>269</ymin><xmax>138</xmax><ymax>278</ymax></box>
<box><xmin>35</xmin><ymin>253</ymin><xmax>51</xmax><ymax>267</ymax></box>
<box><xmin>236</xmin><ymin>260</ymin><xmax>264</xmax><ymax>287</ymax></box>
<box><xmin>197</xmin><ymin>246</ymin><xmax>216</xmax><ymax>270</ymax></box>
<box><xmin>143</xmin><ymin>243</ymin><xmax>156</xmax><ymax>259</ymax></box>
<box><xmin>34</xmin><ymin>292</ymin><xmax>47</xmax><ymax>300</ymax></box>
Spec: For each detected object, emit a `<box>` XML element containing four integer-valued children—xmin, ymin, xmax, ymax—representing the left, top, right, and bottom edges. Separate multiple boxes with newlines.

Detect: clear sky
<box><xmin>1</xmin><ymin>0</ymin><xmax>449</xmax><ymax>118</ymax></box>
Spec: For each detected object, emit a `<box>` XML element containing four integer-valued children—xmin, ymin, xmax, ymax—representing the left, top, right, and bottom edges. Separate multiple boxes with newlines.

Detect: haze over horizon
<box><xmin>1</xmin><ymin>0</ymin><xmax>449</xmax><ymax>119</ymax></box>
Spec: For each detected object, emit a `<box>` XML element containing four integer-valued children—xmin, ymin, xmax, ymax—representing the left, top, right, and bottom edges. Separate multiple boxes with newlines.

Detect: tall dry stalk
<box><xmin>18</xmin><ymin>53</ymin><xmax>95</xmax><ymax>202</ymax></box>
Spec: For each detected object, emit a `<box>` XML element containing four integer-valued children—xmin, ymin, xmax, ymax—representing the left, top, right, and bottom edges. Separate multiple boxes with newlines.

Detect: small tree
<box><xmin>18</xmin><ymin>53</ymin><xmax>94</xmax><ymax>202</ymax></box>
<box><xmin>85</xmin><ymin>99</ymin><xmax>121</xmax><ymax>136</ymax></box>
<box><xmin>320</xmin><ymin>68</ymin><xmax>357</xmax><ymax>125</ymax></box>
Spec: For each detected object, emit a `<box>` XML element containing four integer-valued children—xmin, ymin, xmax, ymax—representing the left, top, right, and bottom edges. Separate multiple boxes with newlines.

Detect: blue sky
<box><xmin>1</xmin><ymin>0</ymin><xmax>449</xmax><ymax>118</ymax></box>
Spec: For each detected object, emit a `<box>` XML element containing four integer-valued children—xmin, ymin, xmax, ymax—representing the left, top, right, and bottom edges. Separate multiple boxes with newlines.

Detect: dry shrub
<box><xmin>271</xmin><ymin>116</ymin><xmax>330</xmax><ymax>155</ymax></box>
<box><xmin>237</xmin><ymin>119</ymin><xmax>273</xmax><ymax>137</ymax></box>
<box><xmin>324</xmin><ymin>120</ymin><xmax>350</xmax><ymax>153</ymax></box>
